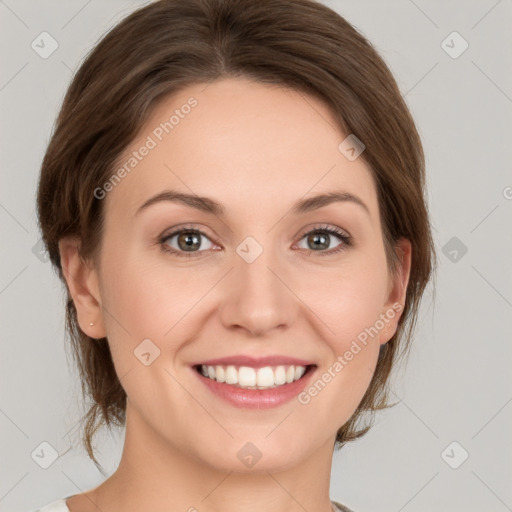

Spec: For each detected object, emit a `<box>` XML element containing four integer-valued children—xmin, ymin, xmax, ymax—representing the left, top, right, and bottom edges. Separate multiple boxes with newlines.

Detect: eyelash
<box><xmin>158</xmin><ymin>224</ymin><xmax>352</xmax><ymax>258</ymax></box>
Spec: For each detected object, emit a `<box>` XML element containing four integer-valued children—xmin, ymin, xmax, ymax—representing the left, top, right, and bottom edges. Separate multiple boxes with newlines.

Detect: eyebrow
<box><xmin>135</xmin><ymin>189</ymin><xmax>370</xmax><ymax>217</ymax></box>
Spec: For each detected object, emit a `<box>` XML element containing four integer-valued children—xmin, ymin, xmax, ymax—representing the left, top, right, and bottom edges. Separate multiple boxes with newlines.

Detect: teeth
<box><xmin>274</xmin><ymin>365</ymin><xmax>287</xmax><ymax>385</ymax></box>
<box><xmin>238</xmin><ymin>366</ymin><xmax>256</xmax><ymax>387</ymax></box>
<box><xmin>257</xmin><ymin>366</ymin><xmax>274</xmax><ymax>387</ymax></box>
<box><xmin>225</xmin><ymin>365</ymin><xmax>238</xmax><ymax>385</ymax></box>
<box><xmin>215</xmin><ymin>365</ymin><xmax>225</xmax><ymax>383</ymax></box>
<box><xmin>295</xmin><ymin>366</ymin><xmax>306</xmax><ymax>380</ymax></box>
<box><xmin>198</xmin><ymin>364</ymin><xmax>309</xmax><ymax>389</ymax></box>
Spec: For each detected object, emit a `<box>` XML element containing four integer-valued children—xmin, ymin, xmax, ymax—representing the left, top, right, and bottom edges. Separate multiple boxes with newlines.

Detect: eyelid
<box><xmin>295</xmin><ymin>223</ymin><xmax>351</xmax><ymax>240</ymax></box>
<box><xmin>159</xmin><ymin>223</ymin><xmax>218</xmax><ymax>243</ymax></box>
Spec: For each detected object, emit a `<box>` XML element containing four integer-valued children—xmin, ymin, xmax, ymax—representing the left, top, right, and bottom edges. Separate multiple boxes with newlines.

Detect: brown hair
<box><xmin>36</xmin><ymin>0</ymin><xmax>436</xmax><ymax>472</ymax></box>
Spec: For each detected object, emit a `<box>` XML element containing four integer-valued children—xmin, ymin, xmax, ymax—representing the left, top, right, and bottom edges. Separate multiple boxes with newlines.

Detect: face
<box><xmin>63</xmin><ymin>77</ymin><xmax>410</xmax><ymax>473</ymax></box>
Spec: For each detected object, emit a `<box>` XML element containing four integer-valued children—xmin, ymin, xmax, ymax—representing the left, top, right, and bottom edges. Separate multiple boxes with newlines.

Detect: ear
<box><xmin>58</xmin><ymin>236</ymin><xmax>106</xmax><ymax>340</ymax></box>
<box><xmin>379</xmin><ymin>238</ymin><xmax>412</xmax><ymax>345</ymax></box>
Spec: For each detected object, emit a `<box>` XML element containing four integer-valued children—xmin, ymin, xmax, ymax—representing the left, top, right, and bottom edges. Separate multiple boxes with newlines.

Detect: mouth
<box><xmin>193</xmin><ymin>363</ymin><xmax>317</xmax><ymax>390</ymax></box>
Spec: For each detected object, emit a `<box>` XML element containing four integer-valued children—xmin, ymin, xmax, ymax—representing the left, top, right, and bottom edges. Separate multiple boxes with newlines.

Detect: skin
<box><xmin>59</xmin><ymin>77</ymin><xmax>411</xmax><ymax>512</ymax></box>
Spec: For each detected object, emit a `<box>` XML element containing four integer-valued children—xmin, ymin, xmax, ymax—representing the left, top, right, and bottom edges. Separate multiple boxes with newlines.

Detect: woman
<box><xmin>34</xmin><ymin>0</ymin><xmax>435</xmax><ymax>510</ymax></box>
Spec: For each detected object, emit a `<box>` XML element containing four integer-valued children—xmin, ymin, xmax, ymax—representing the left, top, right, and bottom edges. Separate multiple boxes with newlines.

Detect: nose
<box><xmin>218</xmin><ymin>240</ymin><xmax>299</xmax><ymax>337</ymax></box>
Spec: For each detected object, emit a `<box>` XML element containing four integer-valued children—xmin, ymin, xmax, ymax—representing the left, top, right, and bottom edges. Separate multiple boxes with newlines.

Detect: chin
<box><xmin>193</xmin><ymin>433</ymin><xmax>311</xmax><ymax>474</ymax></box>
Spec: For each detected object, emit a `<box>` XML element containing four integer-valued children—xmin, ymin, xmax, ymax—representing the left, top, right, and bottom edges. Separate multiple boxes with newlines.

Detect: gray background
<box><xmin>1</xmin><ymin>1</ymin><xmax>511</xmax><ymax>511</ymax></box>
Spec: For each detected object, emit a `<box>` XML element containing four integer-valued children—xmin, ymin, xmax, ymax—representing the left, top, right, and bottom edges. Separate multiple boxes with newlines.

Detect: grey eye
<box><xmin>163</xmin><ymin>230</ymin><xmax>214</xmax><ymax>253</ymax></box>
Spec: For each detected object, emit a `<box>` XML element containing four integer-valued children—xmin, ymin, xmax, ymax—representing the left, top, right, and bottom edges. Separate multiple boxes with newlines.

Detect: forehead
<box><xmin>105</xmin><ymin>77</ymin><xmax>378</xmax><ymax>222</ymax></box>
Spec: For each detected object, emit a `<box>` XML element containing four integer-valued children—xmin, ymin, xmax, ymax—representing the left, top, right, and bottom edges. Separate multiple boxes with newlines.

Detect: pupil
<box><xmin>309</xmin><ymin>232</ymin><xmax>328</xmax><ymax>250</ymax></box>
<box><xmin>179</xmin><ymin>231</ymin><xmax>200</xmax><ymax>251</ymax></box>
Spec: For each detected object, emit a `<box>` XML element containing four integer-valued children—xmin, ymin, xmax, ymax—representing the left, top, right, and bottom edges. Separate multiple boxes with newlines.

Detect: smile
<box><xmin>193</xmin><ymin>363</ymin><xmax>317</xmax><ymax>409</ymax></box>
<box><xmin>197</xmin><ymin>364</ymin><xmax>310</xmax><ymax>390</ymax></box>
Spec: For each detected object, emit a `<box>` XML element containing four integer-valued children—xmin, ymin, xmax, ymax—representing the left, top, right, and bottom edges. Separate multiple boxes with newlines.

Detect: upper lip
<box><xmin>193</xmin><ymin>355</ymin><xmax>316</xmax><ymax>368</ymax></box>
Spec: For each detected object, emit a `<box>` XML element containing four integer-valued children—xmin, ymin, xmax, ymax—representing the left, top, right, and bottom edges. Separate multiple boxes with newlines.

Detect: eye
<box><xmin>159</xmin><ymin>226</ymin><xmax>216</xmax><ymax>257</ymax></box>
<box><xmin>294</xmin><ymin>225</ymin><xmax>352</xmax><ymax>256</ymax></box>
<box><xmin>158</xmin><ymin>224</ymin><xmax>352</xmax><ymax>258</ymax></box>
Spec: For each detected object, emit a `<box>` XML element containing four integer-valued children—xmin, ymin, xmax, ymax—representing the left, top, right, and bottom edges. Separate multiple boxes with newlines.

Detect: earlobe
<box><xmin>58</xmin><ymin>237</ymin><xmax>106</xmax><ymax>339</ymax></box>
<box><xmin>380</xmin><ymin>238</ymin><xmax>412</xmax><ymax>345</ymax></box>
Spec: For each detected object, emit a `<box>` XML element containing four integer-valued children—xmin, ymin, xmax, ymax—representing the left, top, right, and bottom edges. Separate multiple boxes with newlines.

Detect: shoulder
<box><xmin>332</xmin><ymin>500</ymin><xmax>356</xmax><ymax>512</ymax></box>
<box><xmin>33</xmin><ymin>496</ymin><xmax>350</xmax><ymax>512</ymax></box>
<box><xmin>30</xmin><ymin>497</ymin><xmax>71</xmax><ymax>512</ymax></box>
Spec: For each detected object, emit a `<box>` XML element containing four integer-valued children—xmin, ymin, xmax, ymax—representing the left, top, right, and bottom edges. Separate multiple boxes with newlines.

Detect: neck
<box><xmin>93</xmin><ymin>403</ymin><xmax>336</xmax><ymax>512</ymax></box>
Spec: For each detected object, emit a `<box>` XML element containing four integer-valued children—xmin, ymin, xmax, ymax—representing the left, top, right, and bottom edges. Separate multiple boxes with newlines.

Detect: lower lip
<box><xmin>193</xmin><ymin>366</ymin><xmax>316</xmax><ymax>409</ymax></box>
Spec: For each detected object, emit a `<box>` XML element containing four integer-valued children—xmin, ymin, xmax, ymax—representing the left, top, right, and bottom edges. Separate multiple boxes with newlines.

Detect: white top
<box><xmin>33</xmin><ymin>496</ymin><xmax>353</xmax><ymax>511</ymax></box>
<box><xmin>31</xmin><ymin>495</ymin><xmax>73</xmax><ymax>511</ymax></box>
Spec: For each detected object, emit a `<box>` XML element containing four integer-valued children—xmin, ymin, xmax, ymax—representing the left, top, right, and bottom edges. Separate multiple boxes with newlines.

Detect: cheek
<box><xmin>98</xmin><ymin>248</ymin><xmax>211</xmax><ymax>360</ymax></box>
<box><xmin>295</xmin><ymin>255</ymin><xmax>390</xmax><ymax>346</ymax></box>
<box><xmin>294</xmin><ymin>265</ymin><xmax>386</xmax><ymax>428</ymax></box>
